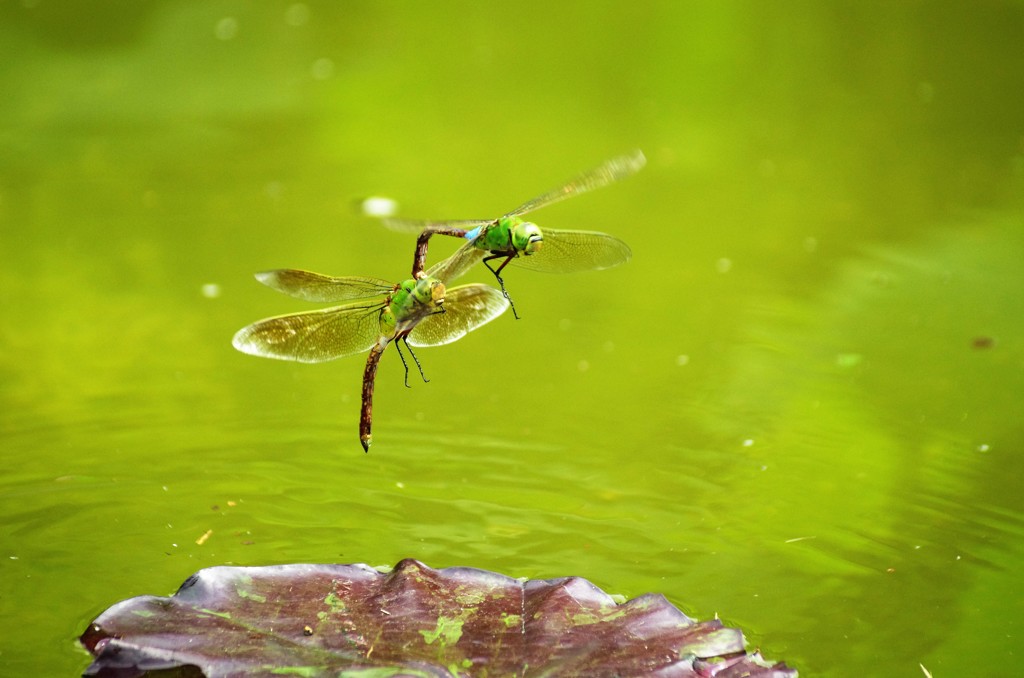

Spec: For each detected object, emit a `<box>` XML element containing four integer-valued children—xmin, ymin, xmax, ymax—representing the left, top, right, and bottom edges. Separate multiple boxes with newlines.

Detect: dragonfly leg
<box><xmin>393</xmin><ymin>338</ymin><xmax>413</xmax><ymax>388</ymax></box>
<box><xmin>483</xmin><ymin>253</ymin><xmax>520</xmax><ymax>319</ymax></box>
<box><xmin>402</xmin><ymin>335</ymin><xmax>430</xmax><ymax>384</ymax></box>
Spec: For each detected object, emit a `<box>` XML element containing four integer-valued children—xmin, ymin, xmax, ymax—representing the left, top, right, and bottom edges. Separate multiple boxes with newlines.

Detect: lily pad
<box><xmin>80</xmin><ymin>558</ymin><xmax>795</xmax><ymax>677</ymax></box>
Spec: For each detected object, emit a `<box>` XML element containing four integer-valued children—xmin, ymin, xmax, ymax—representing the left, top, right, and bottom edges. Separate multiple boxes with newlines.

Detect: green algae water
<box><xmin>1</xmin><ymin>3</ymin><xmax>1022</xmax><ymax>675</ymax></box>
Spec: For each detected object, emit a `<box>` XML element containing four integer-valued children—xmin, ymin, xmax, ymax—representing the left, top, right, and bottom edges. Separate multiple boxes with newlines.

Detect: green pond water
<box><xmin>2</xmin><ymin>3</ymin><xmax>1023</xmax><ymax>675</ymax></box>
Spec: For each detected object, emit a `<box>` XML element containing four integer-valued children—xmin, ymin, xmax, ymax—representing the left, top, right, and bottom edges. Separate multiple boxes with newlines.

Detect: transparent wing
<box><xmin>504</xmin><ymin>149</ymin><xmax>646</xmax><ymax>218</ymax></box>
<box><xmin>425</xmin><ymin>240</ymin><xmax>487</xmax><ymax>284</ymax></box>
<box><xmin>255</xmin><ymin>269</ymin><xmax>394</xmax><ymax>303</ymax></box>
<box><xmin>232</xmin><ymin>301</ymin><xmax>384</xmax><ymax>363</ymax></box>
<box><xmin>381</xmin><ymin>218</ymin><xmax>492</xmax><ymax>233</ymax></box>
<box><xmin>407</xmin><ymin>284</ymin><xmax>509</xmax><ymax>347</ymax></box>
<box><xmin>509</xmin><ymin>229</ymin><xmax>632</xmax><ymax>273</ymax></box>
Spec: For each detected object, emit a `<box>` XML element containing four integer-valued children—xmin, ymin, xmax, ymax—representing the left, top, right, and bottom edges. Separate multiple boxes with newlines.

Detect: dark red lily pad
<box><xmin>80</xmin><ymin>558</ymin><xmax>796</xmax><ymax>677</ymax></box>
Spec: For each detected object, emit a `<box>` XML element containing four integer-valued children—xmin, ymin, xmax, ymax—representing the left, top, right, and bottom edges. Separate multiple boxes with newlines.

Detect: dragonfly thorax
<box><xmin>389</xmin><ymin>276</ymin><xmax>446</xmax><ymax>337</ymax></box>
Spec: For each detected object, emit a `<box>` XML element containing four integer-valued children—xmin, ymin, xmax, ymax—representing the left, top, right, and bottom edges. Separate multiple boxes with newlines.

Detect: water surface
<box><xmin>1</xmin><ymin>3</ymin><xmax>1022</xmax><ymax>675</ymax></box>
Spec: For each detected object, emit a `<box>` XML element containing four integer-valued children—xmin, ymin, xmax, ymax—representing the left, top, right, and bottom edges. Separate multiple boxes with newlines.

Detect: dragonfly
<box><xmin>232</xmin><ymin>266</ymin><xmax>508</xmax><ymax>451</ymax></box>
<box><xmin>383</xmin><ymin>149</ymin><xmax>645</xmax><ymax>318</ymax></box>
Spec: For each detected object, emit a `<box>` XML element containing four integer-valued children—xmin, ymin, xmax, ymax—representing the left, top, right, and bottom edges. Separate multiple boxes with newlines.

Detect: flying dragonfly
<box><xmin>382</xmin><ymin>149</ymin><xmax>645</xmax><ymax>318</ymax></box>
<box><xmin>232</xmin><ymin>265</ymin><xmax>508</xmax><ymax>451</ymax></box>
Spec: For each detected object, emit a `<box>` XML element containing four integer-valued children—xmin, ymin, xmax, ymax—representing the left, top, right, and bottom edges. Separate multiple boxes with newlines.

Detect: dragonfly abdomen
<box><xmin>360</xmin><ymin>339</ymin><xmax>388</xmax><ymax>452</ymax></box>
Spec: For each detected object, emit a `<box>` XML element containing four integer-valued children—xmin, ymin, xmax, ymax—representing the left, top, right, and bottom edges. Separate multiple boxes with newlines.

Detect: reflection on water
<box><xmin>2</xmin><ymin>2</ymin><xmax>1024</xmax><ymax>676</ymax></box>
<box><xmin>708</xmin><ymin>221</ymin><xmax>1024</xmax><ymax>670</ymax></box>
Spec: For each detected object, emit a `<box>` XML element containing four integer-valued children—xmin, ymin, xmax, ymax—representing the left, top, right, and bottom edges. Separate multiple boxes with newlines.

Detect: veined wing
<box><xmin>255</xmin><ymin>269</ymin><xmax>394</xmax><ymax>303</ymax></box>
<box><xmin>504</xmin><ymin>150</ymin><xmax>646</xmax><ymax>218</ymax></box>
<box><xmin>509</xmin><ymin>229</ymin><xmax>632</xmax><ymax>273</ymax></box>
<box><xmin>407</xmin><ymin>284</ymin><xmax>509</xmax><ymax>347</ymax></box>
<box><xmin>380</xmin><ymin>218</ymin><xmax>492</xmax><ymax>234</ymax></box>
<box><xmin>425</xmin><ymin>240</ymin><xmax>487</xmax><ymax>285</ymax></box>
<box><xmin>232</xmin><ymin>301</ymin><xmax>383</xmax><ymax>363</ymax></box>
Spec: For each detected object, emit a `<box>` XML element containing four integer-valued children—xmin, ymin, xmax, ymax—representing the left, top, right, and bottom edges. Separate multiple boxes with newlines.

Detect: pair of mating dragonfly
<box><xmin>233</xmin><ymin>150</ymin><xmax>646</xmax><ymax>451</ymax></box>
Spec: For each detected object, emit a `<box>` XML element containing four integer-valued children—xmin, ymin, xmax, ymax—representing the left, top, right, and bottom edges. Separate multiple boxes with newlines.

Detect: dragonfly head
<box><xmin>512</xmin><ymin>221</ymin><xmax>543</xmax><ymax>255</ymax></box>
<box><xmin>412</xmin><ymin>276</ymin><xmax>446</xmax><ymax>307</ymax></box>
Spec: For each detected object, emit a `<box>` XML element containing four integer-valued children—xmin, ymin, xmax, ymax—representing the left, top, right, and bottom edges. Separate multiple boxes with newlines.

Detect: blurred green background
<box><xmin>2</xmin><ymin>2</ymin><xmax>1023</xmax><ymax>675</ymax></box>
